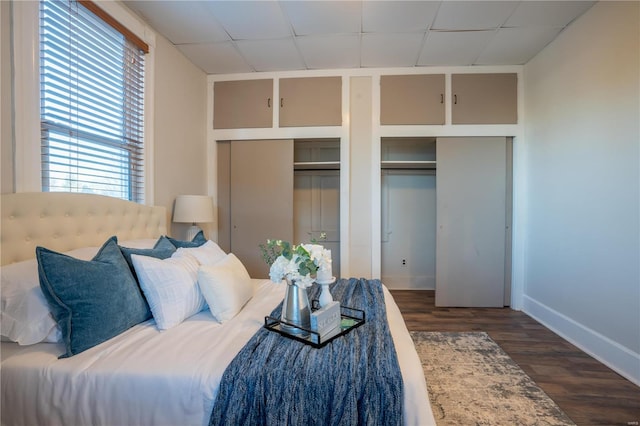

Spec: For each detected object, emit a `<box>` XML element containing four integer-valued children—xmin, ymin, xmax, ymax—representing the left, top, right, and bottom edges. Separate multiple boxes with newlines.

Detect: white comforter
<box><xmin>1</xmin><ymin>279</ymin><xmax>435</xmax><ymax>426</ymax></box>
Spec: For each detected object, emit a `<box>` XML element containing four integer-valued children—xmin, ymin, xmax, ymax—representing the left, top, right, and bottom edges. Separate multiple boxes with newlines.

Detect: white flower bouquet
<box><xmin>260</xmin><ymin>239</ymin><xmax>331</xmax><ymax>289</ymax></box>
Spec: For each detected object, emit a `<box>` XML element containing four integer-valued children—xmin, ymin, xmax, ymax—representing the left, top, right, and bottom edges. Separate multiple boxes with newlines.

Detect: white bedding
<box><xmin>1</xmin><ymin>279</ymin><xmax>435</xmax><ymax>426</ymax></box>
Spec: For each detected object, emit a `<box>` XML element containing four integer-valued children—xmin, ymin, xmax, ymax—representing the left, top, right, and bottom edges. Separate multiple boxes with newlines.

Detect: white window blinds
<box><xmin>39</xmin><ymin>0</ymin><xmax>145</xmax><ymax>202</ymax></box>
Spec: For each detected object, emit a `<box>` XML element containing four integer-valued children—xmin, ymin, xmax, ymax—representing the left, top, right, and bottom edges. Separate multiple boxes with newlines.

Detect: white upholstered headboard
<box><xmin>1</xmin><ymin>192</ymin><xmax>167</xmax><ymax>265</ymax></box>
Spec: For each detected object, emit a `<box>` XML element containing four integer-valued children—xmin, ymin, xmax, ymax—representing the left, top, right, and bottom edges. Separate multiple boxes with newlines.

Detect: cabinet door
<box><xmin>451</xmin><ymin>73</ymin><xmax>517</xmax><ymax>124</ymax></box>
<box><xmin>213</xmin><ymin>80</ymin><xmax>273</xmax><ymax>129</ymax></box>
<box><xmin>279</xmin><ymin>77</ymin><xmax>342</xmax><ymax>127</ymax></box>
<box><xmin>229</xmin><ymin>139</ymin><xmax>294</xmax><ymax>278</ymax></box>
<box><xmin>380</xmin><ymin>74</ymin><xmax>445</xmax><ymax>125</ymax></box>
<box><xmin>435</xmin><ymin>137</ymin><xmax>506</xmax><ymax>307</ymax></box>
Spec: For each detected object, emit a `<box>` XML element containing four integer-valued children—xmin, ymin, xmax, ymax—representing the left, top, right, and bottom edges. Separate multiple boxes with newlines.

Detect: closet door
<box><xmin>230</xmin><ymin>139</ymin><xmax>294</xmax><ymax>278</ymax></box>
<box><xmin>294</xmin><ymin>170</ymin><xmax>340</xmax><ymax>276</ymax></box>
<box><xmin>436</xmin><ymin>137</ymin><xmax>506</xmax><ymax>307</ymax></box>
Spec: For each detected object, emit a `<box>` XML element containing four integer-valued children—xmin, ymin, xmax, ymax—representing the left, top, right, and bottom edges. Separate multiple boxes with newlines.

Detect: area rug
<box><xmin>410</xmin><ymin>331</ymin><xmax>576</xmax><ymax>426</ymax></box>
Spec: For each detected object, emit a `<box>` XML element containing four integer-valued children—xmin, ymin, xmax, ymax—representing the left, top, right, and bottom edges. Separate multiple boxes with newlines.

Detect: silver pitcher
<box><xmin>281</xmin><ymin>278</ymin><xmax>311</xmax><ymax>337</ymax></box>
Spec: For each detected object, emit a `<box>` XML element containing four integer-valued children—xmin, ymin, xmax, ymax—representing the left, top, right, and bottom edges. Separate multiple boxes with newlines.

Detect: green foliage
<box><xmin>259</xmin><ymin>239</ymin><xmax>318</xmax><ymax>276</ymax></box>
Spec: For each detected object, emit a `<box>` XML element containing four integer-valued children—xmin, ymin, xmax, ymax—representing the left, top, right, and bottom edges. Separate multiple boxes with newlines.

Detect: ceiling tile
<box><xmin>361</xmin><ymin>33</ymin><xmax>425</xmax><ymax>68</ymax></box>
<box><xmin>204</xmin><ymin>1</ymin><xmax>291</xmax><ymax>40</ymax></box>
<box><xmin>419</xmin><ymin>30</ymin><xmax>495</xmax><ymax>66</ymax></box>
<box><xmin>362</xmin><ymin>1</ymin><xmax>440</xmax><ymax>33</ymax></box>
<box><xmin>124</xmin><ymin>1</ymin><xmax>230</xmax><ymax>44</ymax></box>
<box><xmin>236</xmin><ymin>38</ymin><xmax>305</xmax><ymax>72</ymax></box>
<box><xmin>432</xmin><ymin>1</ymin><xmax>520</xmax><ymax>30</ymax></box>
<box><xmin>505</xmin><ymin>1</ymin><xmax>596</xmax><ymax>28</ymax></box>
<box><xmin>281</xmin><ymin>1</ymin><xmax>361</xmax><ymax>36</ymax></box>
<box><xmin>476</xmin><ymin>27</ymin><xmax>562</xmax><ymax>65</ymax></box>
<box><xmin>177</xmin><ymin>42</ymin><xmax>253</xmax><ymax>74</ymax></box>
<box><xmin>296</xmin><ymin>34</ymin><xmax>361</xmax><ymax>69</ymax></box>
<box><xmin>124</xmin><ymin>0</ymin><xmax>597</xmax><ymax>74</ymax></box>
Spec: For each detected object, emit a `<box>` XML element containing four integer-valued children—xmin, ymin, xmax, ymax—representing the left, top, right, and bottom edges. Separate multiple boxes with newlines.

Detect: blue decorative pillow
<box><xmin>119</xmin><ymin>237</ymin><xmax>177</xmax><ymax>278</ymax></box>
<box><xmin>163</xmin><ymin>230</ymin><xmax>207</xmax><ymax>248</ymax></box>
<box><xmin>36</xmin><ymin>236</ymin><xmax>152</xmax><ymax>358</ymax></box>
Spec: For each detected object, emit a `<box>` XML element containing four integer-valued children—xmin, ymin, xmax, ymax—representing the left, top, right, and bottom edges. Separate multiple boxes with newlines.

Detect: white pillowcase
<box><xmin>132</xmin><ymin>251</ymin><xmax>207</xmax><ymax>330</ymax></box>
<box><xmin>1</xmin><ymin>246</ymin><xmax>101</xmax><ymax>345</ymax></box>
<box><xmin>176</xmin><ymin>240</ymin><xmax>227</xmax><ymax>266</ymax></box>
<box><xmin>198</xmin><ymin>254</ymin><xmax>253</xmax><ymax>323</ymax></box>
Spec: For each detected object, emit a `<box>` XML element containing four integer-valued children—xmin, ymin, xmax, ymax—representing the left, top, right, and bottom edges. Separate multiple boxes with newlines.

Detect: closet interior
<box><xmin>381</xmin><ymin>137</ymin><xmax>437</xmax><ymax>290</ymax></box>
<box><xmin>217</xmin><ymin>138</ymin><xmax>340</xmax><ymax>279</ymax></box>
<box><xmin>381</xmin><ymin>136</ymin><xmax>512</xmax><ymax>307</ymax></box>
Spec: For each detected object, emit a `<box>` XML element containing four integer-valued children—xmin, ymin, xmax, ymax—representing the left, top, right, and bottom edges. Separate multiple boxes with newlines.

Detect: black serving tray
<box><xmin>264</xmin><ymin>302</ymin><xmax>365</xmax><ymax>348</ymax></box>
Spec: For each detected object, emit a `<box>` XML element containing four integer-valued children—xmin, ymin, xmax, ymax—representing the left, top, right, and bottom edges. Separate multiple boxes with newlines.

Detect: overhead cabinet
<box><xmin>213</xmin><ymin>79</ymin><xmax>273</xmax><ymax>129</ymax></box>
<box><xmin>380</xmin><ymin>74</ymin><xmax>445</xmax><ymax>125</ymax></box>
<box><xmin>279</xmin><ymin>77</ymin><xmax>342</xmax><ymax>127</ymax></box>
<box><xmin>451</xmin><ymin>73</ymin><xmax>517</xmax><ymax>124</ymax></box>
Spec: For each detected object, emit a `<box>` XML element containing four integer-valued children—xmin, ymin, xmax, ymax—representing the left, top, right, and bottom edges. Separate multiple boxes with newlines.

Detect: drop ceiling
<box><xmin>123</xmin><ymin>0</ymin><xmax>596</xmax><ymax>75</ymax></box>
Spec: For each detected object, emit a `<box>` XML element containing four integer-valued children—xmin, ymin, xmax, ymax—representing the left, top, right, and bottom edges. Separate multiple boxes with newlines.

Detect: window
<box><xmin>39</xmin><ymin>0</ymin><xmax>146</xmax><ymax>202</ymax></box>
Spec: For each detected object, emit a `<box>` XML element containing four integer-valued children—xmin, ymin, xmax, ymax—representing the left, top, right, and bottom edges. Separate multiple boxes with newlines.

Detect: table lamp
<box><xmin>173</xmin><ymin>195</ymin><xmax>214</xmax><ymax>240</ymax></box>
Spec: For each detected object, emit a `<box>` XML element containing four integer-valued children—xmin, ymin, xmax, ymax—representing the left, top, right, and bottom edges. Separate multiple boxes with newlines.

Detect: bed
<box><xmin>0</xmin><ymin>192</ymin><xmax>435</xmax><ymax>426</ymax></box>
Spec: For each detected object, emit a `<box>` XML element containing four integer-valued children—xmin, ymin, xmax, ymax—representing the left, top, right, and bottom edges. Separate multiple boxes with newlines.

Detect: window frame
<box><xmin>11</xmin><ymin>0</ymin><xmax>155</xmax><ymax>204</ymax></box>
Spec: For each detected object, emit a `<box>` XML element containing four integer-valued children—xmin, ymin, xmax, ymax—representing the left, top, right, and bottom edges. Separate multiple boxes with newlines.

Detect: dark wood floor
<box><xmin>390</xmin><ymin>290</ymin><xmax>640</xmax><ymax>426</ymax></box>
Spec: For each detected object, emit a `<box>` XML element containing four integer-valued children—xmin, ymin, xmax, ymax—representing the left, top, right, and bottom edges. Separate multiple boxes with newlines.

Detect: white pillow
<box><xmin>176</xmin><ymin>240</ymin><xmax>227</xmax><ymax>266</ymax></box>
<box><xmin>132</xmin><ymin>251</ymin><xmax>206</xmax><ymax>330</ymax></box>
<box><xmin>198</xmin><ymin>254</ymin><xmax>253</xmax><ymax>323</ymax></box>
<box><xmin>1</xmin><ymin>246</ymin><xmax>100</xmax><ymax>345</ymax></box>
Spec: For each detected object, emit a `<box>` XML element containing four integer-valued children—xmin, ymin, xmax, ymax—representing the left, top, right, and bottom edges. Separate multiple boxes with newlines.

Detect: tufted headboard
<box><xmin>0</xmin><ymin>192</ymin><xmax>167</xmax><ymax>266</ymax></box>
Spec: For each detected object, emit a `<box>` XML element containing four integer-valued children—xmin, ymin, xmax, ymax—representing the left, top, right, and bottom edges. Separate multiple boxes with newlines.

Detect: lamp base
<box><xmin>185</xmin><ymin>225</ymin><xmax>202</xmax><ymax>241</ymax></box>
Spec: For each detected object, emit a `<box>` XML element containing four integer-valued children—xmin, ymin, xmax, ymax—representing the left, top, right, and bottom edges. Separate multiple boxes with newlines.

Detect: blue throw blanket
<box><xmin>209</xmin><ymin>278</ymin><xmax>403</xmax><ymax>426</ymax></box>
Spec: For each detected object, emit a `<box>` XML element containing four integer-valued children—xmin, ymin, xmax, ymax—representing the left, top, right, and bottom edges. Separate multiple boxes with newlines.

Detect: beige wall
<box><xmin>523</xmin><ymin>1</ymin><xmax>640</xmax><ymax>384</ymax></box>
<box><xmin>1</xmin><ymin>1</ymin><xmax>14</xmax><ymax>193</ymax></box>
<box><xmin>152</xmin><ymin>35</ymin><xmax>208</xmax><ymax>239</ymax></box>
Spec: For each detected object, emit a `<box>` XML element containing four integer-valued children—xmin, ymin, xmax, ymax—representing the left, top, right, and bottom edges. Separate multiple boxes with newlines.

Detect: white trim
<box><xmin>13</xmin><ymin>1</ymin><xmax>40</xmax><ymax>192</ymax></box>
<box><xmin>143</xmin><ymin>40</ymin><xmax>156</xmax><ymax>205</ymax></box>
<box><xmin>339</xmin><ymin>75</ymin><xmax>351</xmax><ymax>279</ymax></box>
<box><xmin>206</xmin><ymin>80</ymin><xmax>217</xmax><ymax>241</ymax></box>
<box><xmin>509</xmin><ymin>67</ymin><xmax>528</xmax><ymax>310</ymax></box>
<box><xmin>370</xmin><ymin>74</ymin><xmax>381</xmax><ymax>279</ymax></box>
<box><xmin>206</xmin><ymin>65</ymin><xmax>524</xmax><ymax>83</ymax></box>
<box><xmin>523</xmin><ymin>295</ymin><xmax>640</xmax><ymax>386</ymax></box>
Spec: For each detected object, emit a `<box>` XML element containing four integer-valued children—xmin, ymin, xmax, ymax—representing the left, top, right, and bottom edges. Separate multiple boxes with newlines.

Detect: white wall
<box><xmin>523</xmin><ymin>1</ymin><xmax>639</xmax><ymax>385</ymax></box>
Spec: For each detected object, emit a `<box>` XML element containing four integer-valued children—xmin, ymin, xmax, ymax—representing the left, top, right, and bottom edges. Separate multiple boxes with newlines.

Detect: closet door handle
<box><xmin>454</xmin><ymin>94</ymin><xmax>458</xmax><ymax>105</ymax></box>
<box><xmin>440</xmin><ymin>94</ymin><xmax>444</xmax><ymax>104</ymax></box>
<box><xmin>280</xmin><ymin>98</ymin><xmax>284</xmax><ymax>108</ymax></box>
<box><xmin>267</xmin><ymin>98</ymin><xmax>271</xmax><ymax>108</ymax></box>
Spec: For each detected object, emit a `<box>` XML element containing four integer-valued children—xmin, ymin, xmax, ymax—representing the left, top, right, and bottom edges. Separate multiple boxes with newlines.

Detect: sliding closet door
<box><xmin>436</xmin><ymin>137</ymin><xmax>506</xmax><ymax>307</ymax></box>
<box><xmin>230</xmin><ymin>139</ymin><xmax>294</xmax><ymax>278</ymax></box>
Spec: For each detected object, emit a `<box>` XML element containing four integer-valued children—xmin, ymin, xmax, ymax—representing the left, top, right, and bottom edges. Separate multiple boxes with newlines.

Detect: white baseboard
<box><xmin>381</xmin><ymin>275</ymin><xmax>435</xmax><ymax>290</ymax></box>
<box><xmin>523</xmin><ymin>295</ymin><xmax>640</xmax><ymax>387</ymax></box>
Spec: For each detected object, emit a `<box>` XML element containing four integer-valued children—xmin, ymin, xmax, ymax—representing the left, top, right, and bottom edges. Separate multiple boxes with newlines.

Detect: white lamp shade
<box><xmin>173</xmin><ymin>195</ymin><xmax>214</xmax><ymax>224</ymax></box>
